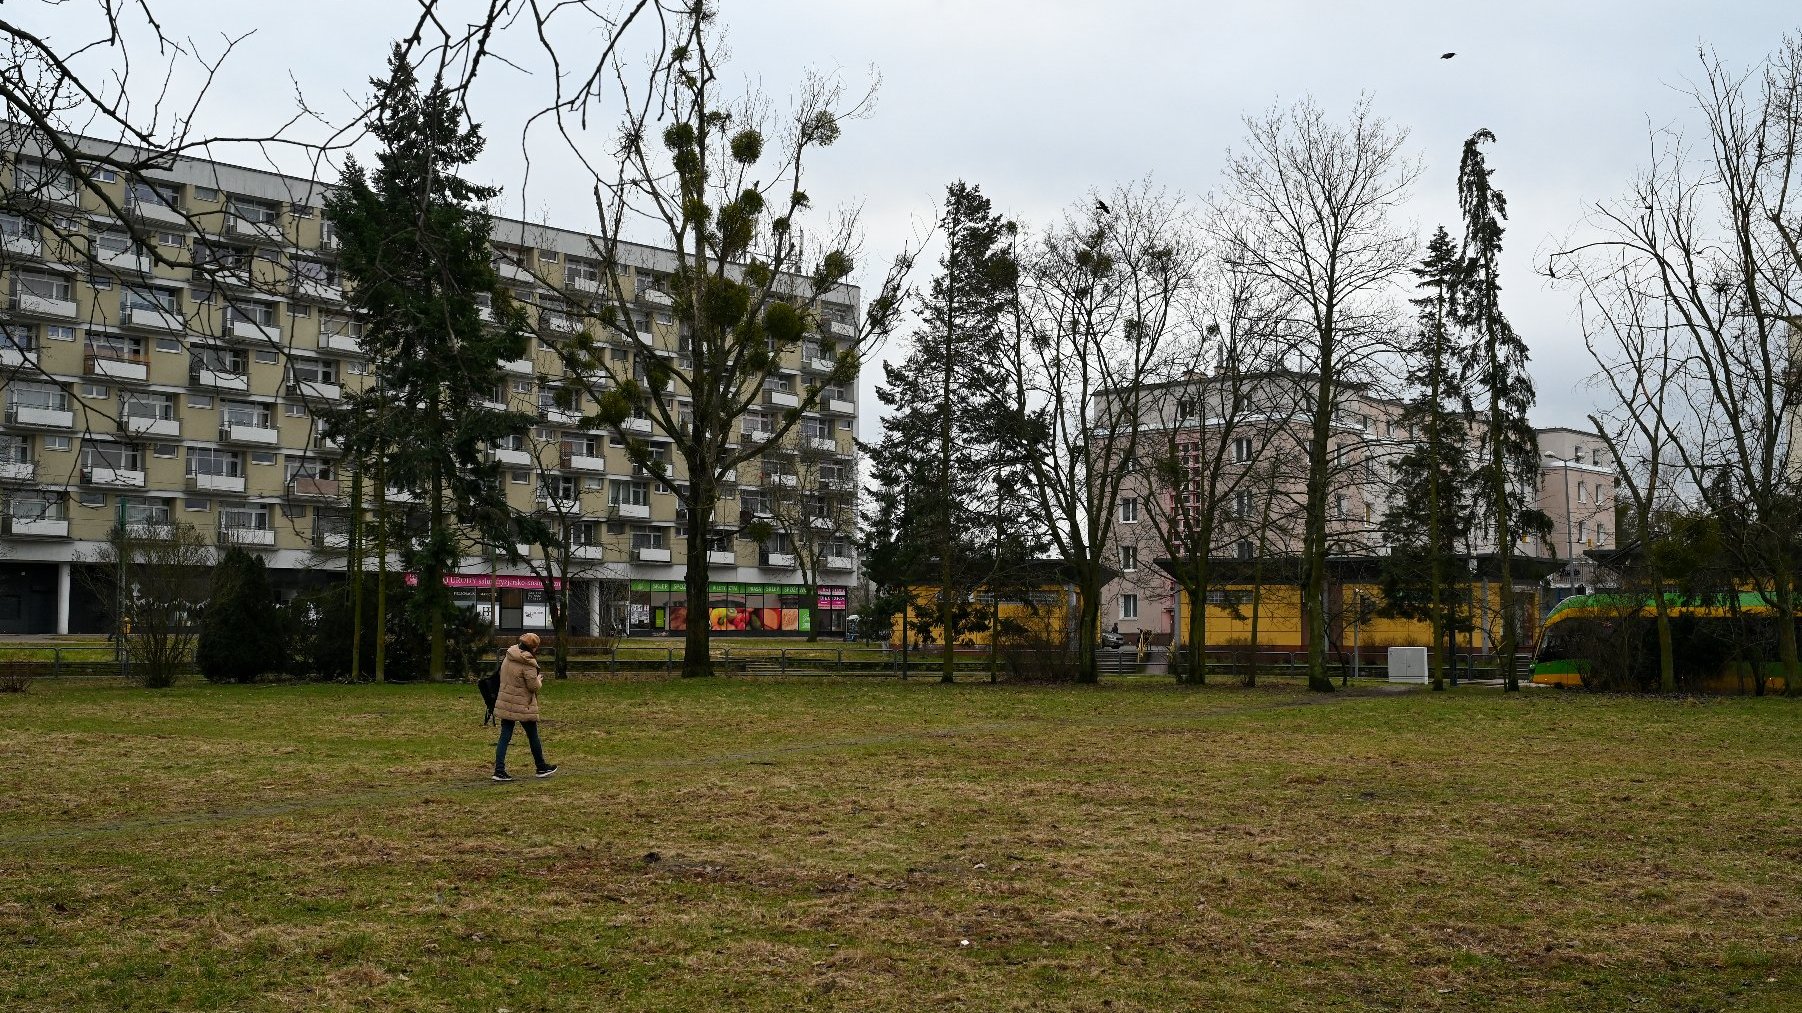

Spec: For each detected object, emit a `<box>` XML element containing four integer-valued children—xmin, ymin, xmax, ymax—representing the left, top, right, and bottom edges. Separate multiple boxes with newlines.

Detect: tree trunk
<box><xmin>428</xmin><ymin>457</ymin><xmax>447</xmax><ymax>682</ymax></box>
<box><xmin>373</xmin><ymin>470</ymin><xmax>388</xmax><ymax>684</ymax></box>
<box><xmin>1076</xmin><ymin>577</ymin><xmax>1100</xmax><ymax>684</ymax></box>
<box><xmin>681</xmin><ymin>496</ymin><xmax>715</xmax><ymax>678</ymax></box>
<box><xmin>1778</xmin><ymin>577</ymin><xmax>1801</xmax><ymax>697</ymax></box>
<box><xmin>1185</xmin><ymin>577</ymin><xmax>1206</xmax><ymax>685</ymax></box>
<box><xmin>350</xmin><ymin>468</ymin><xmax>364</xmax><ymax>683</ymax></box>
<box><xmin>1652</xmin><ymin>582</ymin><xmax>1675</xmax><ymax>693</ymax></box>
<box><xmin>1303</xmin><ymin>368</ymin><xmax>1336</xmax><ymax>693</ymax></box>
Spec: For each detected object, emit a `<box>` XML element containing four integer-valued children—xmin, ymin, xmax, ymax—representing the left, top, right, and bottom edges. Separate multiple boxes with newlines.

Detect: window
<box><xmin>220</xmin><ymin>502</ymin><xmax>272</xmax><ymax>531</ymax></box>
<box><xmin>9</xmin><ymin>382</ymin><xmax>66</xmax><ymax>410</ymax></box>
<box><xmin>82</xmin><ymin>441</ymin><xmax>141</xmax><ymax>471</ymax></box>
<box><xmin>609</xmin><ymin>480</ymin><xmax>650</xmax><ymax>507</ymax></box>
<box><xmin>283</xmin><ymin>402</ymin><xmax>308</xmax><ymax>418</ymax></box>
<box><xmin>1120</xmin><ymin>594</ymin><xmax>1139</xmax><ymax>621</ymax></box>
<box><xmin>78</xmin><ymin>492</ymin><xmax>106</xmax><ymax>508</ymax></box>
<box><xmin>292</xmin><ymin>205</ymin><xmax>314</xmax><ymax>219</ymax></box>
<box><xmin>120</xmin><ymin>390</ymin><xmax>173</xmax><ymax>420</ymax></box>
<box><xmin>289</xmin><ymin>303</ymin><xmax>311</xmax><ymax>318</ymax></box>
<box><xmin>14</xmin><ymin>271</ymin><xmax>72</xmax><ymax>303</ymax></box>
<box><xmin>187</xmin><ymin>393</ymin><xmax>214</xmax><ymax>409</ymax></box>
<box><xmin>254</xmin><ymin>348</ymin><xmax>279</xmax><ymax>365</ymax></box>
<box><xmin>1597</xmin><ymin>524</ymin><xmax>1608</xmax><ymax>544</ymax></box>
<box><xmin>0</xmin><ymin>324</ymin><xmax>32</xmax><ymax>353</ymax></box>
<box><xmin>1119</xmin><ymin>545</ymin><xmax>1138</xmax><ymax>572</ymax></box>
<box><xmin>1333</xmin><ymin>494</ymin><xmax>1346</xmax><ymax>518</ymax></box>
<box><xmin>510</xmin><ymin>470</ymin><xmax>528</xmax><ymax>485</ymax></box>
<box><xmin>1175</xmin><ymin>397</ymin><xmax>1196</xmax><ymax>422</ymax></box>
<box><xmin>1577</xmin><ymin>482</ymin><xmax>1587</xmax><ymax>504</ymax></box>
<box><xmin>155</xmin><ymin>337</ymin><xmax>182</xmax><ymax>353</ymax></box>
<box><xmin>184</xmin><ymin>498</ymin><xmax>210</xmax><ymax>512</ymax></box>
<box><xmin>153</xmin><ymin>443</ymin><xmax>178</xmax><ymax>459</ymax></box>
<box><xmin>220</xmin><ymin>401</ymin><xmax>271</xmax><ymax>428</ymax></box>
<box><xmin>1120</xmin><ymin>497</ymin><xmax>1139</xmax><ymax>523</ymax></box>
<box><xmin>1235</xmin><ymin>540</ymin><xmax>1254</xmax><ymax>560</ymax></box>
<box><xmin>121</xmin><ymin>283</ymin><xmax>178</xmax><ymax>314</ymax></box>
<box><xmin>1573</xmin><ymin>445</ymin><xmax>1583</xmax><ymax>462</ymax></box>
<box><xmin>46</xmin><ymin>325</ymin><xmax>75</xmax><ymax>342</ymax></box>
<box><xmin>289</xmin><ymin>358</ymin><xmax>338</xmax><ymax>384</ymax></box>
<box><xmin>566</xmin><ymin>258</ymin><xmax>601</xmax><ymax>286</ymax></box>
<box><xmin>155</xmin><ymin>231</ymin><xmax>188</xmax><ymax>248</ymax></box>
<box><xmin>187</xmin><ymin>446</ymin><xmax>243</xmax><ymax>477</ymax></box>
<box><xmin>1232</xmin><ymin>437</ymin><xmax>1253</xmax><ymax>464</ymax></box>
<box><xmin>1233</xmin><ymin>490</ymin><xmax>1253</xmax><ymax>519</ymax></box>
<box><xmin>85</xmin><ymin>332</ymin><xmax>144</xmax><ymax>362</ymax></box>
<box><xmin>192</xmin><ymin>186</ymin><xmax>218</xmax><ymax>202</ymax></box>
<box><xmin>80</xmin><ymin>383</ymin><xmax>109</xmax><ymax>399</ymax></box>
<box><xmin>44</xmin><ymin>435</ymin><xmax>71</xmax><ymax>452</ymax></box>
<box><xmin>227</xmin><ymin>196</ymin><xmax>279</xmax><ymax>224</ymax></box>
<box><xmin>250</xmin><ymin>451</ymin><xmax>276</xmax><ymax>466</ymax></box>
<box><xmin>1577</xmin><ymin>520</ymin><xmax>1587</xmax><ymax>541</ymax></box>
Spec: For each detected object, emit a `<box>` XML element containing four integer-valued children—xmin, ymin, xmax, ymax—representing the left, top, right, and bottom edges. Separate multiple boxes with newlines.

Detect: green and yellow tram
<box><xmin>1533</xmin><ymin>592</ymin><xmax>1794</xmax><ymax>693</ymax></box>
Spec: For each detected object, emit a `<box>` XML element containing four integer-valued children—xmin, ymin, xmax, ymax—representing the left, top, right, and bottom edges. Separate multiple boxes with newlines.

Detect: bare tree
<box><xmin>755</xmin><ymin>430</ymin><xmax>858</xmax><ymax>643</ymax></box>
<box><xmin>480</xmin><ymin>1</ymin><xmax>917</xmax><ymax>677</ymax></box>
<box><xmin>1006</xmin><ymin>182</ymin><xmax>1197</xmax><ymax>684</ymax></box>
<box><xmin>84</xmin><ymin>519</ymin><xmax>213</xmax><ymax>687</ymax></box>
<box><xmin>1212</xmin><ymin>96</ymin><xmax>1419</xmax><ymax>691</ymax></box>
<box><xmin>1551</xmin><ymin>36</ymin><xmax>1802</xmax><ymax>696</ymax></box>
<box><xmin>1133</xmin><ymin>244</ymin><xmax>1291</xmax><ymax>683</ymax></box>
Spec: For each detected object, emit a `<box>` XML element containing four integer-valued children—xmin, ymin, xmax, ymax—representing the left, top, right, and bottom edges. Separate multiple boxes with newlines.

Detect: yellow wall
<box><xmin>889</xmin><ymin>584</ymin><xmax>1072</xmax><ymax>649</ymax></box>
<box><xmin>1175</xmin><ymin>581</ymin><xmax>1532</xmax><ymax>652</ymax></box>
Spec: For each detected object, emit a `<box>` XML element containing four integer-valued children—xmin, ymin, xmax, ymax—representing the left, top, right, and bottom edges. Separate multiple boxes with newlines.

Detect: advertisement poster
<box><xmin>522</xmin><ymin>590</ymin><xmax>550</xmax><ymax>629</ymax></box>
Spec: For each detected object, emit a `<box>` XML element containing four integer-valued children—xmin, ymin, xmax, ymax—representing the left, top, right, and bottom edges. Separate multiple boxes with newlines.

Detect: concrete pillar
<box><xmin>587</xmin><ymin>579</ymin><xmax>602</xmax><ymax>637</ymax></box>
<box><xmin>55</xmin><ymin>561</ymin><xmax>71</xmax><ymax>635</ymax></box>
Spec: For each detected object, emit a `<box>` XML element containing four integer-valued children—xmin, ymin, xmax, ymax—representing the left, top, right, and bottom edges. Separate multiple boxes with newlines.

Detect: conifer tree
<box><xmin>1455</xmin><ymin>130</ymin><xmax>1548</xmax><ymax>691</ymax></box>
<box><xmin>196</xmin><ymin>547</ymin><xmax>285</xmax><ymax>683</ymax></box>
<box><xmin>323</xmin><ymin>47</ymin><xmax>535</xmax><ymax>681</ymax></box>
<box><xmin>1381</xmin><ymin>227</ymin><xmax>1476</xmax><ymax>690</ymax></box>
<box><xmin>866</xmin><ymin>182</ymin><xmax>1019</xmax><ymax>682</ymax></box>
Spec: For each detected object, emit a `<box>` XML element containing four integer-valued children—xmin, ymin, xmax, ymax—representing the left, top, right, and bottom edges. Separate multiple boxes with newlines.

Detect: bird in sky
<box><xmin>1095</xmin><ymin>199</ymin><xmax>1112</xmax><ymax>215</ymax></box>
<box><xmin>1441</xmin><ymin>52</ymin><xmax>1456</xmax><ymax>59</ymax></box>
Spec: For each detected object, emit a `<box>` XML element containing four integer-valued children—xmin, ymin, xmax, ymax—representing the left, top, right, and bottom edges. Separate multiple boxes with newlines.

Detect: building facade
<box><xmin>1100</xmin><ymin>371</ymin><xmax>1617</xmax><ymax>651</ymax></box>
<box><xmin>0</xmin><ymin>139</ymin><xmax>859</xmax><ymax>635</ymax></box>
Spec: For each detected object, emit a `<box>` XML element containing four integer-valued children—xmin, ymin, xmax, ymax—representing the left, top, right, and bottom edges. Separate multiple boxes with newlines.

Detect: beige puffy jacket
<box><xmin>494</xmin><ymin>644</ymin><xmax>543</xmax><ymax>722</ymax></box>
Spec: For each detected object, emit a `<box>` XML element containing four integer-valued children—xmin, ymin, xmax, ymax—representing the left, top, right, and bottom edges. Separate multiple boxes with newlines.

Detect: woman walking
<box><xmin>493</xmin><ymin>632</ymin><xmax>558</xmax><ymax>781</ymax></box>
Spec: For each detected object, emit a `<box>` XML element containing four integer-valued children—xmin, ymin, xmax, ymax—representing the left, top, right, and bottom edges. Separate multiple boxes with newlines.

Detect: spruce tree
<box><xmin>196</xmin><ymin>547</ymin><xmax>285</xmax><ymax>683</ymax></box>
<box><xmin>866</xmin><ymin>182</ymin><xmax>1019</xmax><ymax>682</ymax></box>
<box><xmin>1381</xmin><ymin>227</ymin><xmax>1476</xmax><ymax>690</ymax></box>
<box><xmin>1455</xmin><ymin>130</ymin><xmax>1548</xmax><ymax>691</ymax></box>
<box><xmin>323</xmin><ymin>47</ymin><xmax>534</xmax><ymax>681</ymax></box>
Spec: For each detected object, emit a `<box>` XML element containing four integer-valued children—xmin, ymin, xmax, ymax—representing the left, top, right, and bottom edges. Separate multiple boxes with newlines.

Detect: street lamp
<box><xmin>1543</xmin><ymin>451</ymin><xmax>1576</xmax><ymax>598</ymax></box>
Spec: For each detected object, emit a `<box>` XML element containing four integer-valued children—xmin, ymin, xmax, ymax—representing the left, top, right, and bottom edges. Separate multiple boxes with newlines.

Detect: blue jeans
<box><xmin>495</xmin><ymin>719</ymin><xmax>548</xmax><ymax>774</ymax></box>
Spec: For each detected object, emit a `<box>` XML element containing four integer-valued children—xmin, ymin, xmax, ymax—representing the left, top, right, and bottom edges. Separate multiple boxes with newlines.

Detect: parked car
<box><xmin>1100</xmin><ymin>630</ymin><xmax>1125</xmax><ymax>649</ymax></box>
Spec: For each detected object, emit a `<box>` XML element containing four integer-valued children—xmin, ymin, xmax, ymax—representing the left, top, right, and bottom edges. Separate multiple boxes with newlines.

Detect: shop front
<box><xmin>630</xmin><ymin>580</ymin><xmax>849</xmax><ymax>636</ymax></box>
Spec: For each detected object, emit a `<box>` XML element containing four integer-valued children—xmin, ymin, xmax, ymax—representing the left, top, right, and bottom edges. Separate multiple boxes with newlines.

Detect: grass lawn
<box><xmin>2</xmin><ymin>677</ymin><xmax>1799</xmax><ymax>1011</ymax></box>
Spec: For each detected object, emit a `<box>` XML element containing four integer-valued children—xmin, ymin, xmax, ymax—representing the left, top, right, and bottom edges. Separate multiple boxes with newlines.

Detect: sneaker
<box><xmin>492</xmin><ymin>771</ymin><xmax>514</xmax><ymax>782</ymax></box>
<box><xmin>535</xmin><ymin>765</ymin><xmax>559</xmax><ymax>778</ymax></box>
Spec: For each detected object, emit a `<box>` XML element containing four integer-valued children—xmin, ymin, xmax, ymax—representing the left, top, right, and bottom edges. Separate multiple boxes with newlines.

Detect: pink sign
<box><xmin>404</xmin><ymin>573</ymin><xmax>562</xmax><ymax>590</ymax></box>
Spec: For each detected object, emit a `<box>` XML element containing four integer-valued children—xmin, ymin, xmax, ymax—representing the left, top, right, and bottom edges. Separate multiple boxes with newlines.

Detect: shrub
<box><xmin>0</xmin><ymin>662</ymin><xmax>32</xmax><ymax>693</ymax></box>
<box><xmin>196</xmin><ymin>547</ymin><xmax>286</xmax><ymax>683</ymax></box>
<box><xmin>291</xmin><ymin>575</ymin><xmax>492</xmax><ymax>682</ymax></box>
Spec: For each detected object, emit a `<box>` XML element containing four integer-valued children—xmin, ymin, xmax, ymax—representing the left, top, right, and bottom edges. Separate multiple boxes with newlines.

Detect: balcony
<box><xmin>315</xmin><ymin>529</ymin><xmax>351</xmax><ymax>550</ymax></box>
<box><xmin>475</xmin><ymin>398</ymin><xmax>508</xmax><ymax>414</ymax></box>
<box><xmin>807</xmin><ymin>436</ymin><xmax>837</xmax><ymax>454</ymax></box>
<box><xmin>543</xmin><ymin>312</ymin><xmax>582</xmax><ymax>334</ymax></box>
<box><xmin>126</xmin><ymin>198</ymin><xmax>185</xmax><ymax>227</ymax></box>
<box><xmin>84</xmin><ymin>466</ymin><xmax>146</xmax><ymax>488</ymax></box>
<box><xmin>122</xmin><ymin>415</ymin><xmax>179</xmax><ymax>438</ymax></box>
<box><xmin>502</xmin><ymin>357</ymin><xmax>535</xmax><ymax>375</ymax></box>
<box><xmin>563</xmin><ymin>453</ymin><xmax>606</xmax><ymax>473</ymax></box>
<box><xmin>11</xmin><ymin>291</ymin><xmax>78</xmax><ymax>320</ymax></box>
<box><xmin>764</xmin><ymin>390</ymin><xmax>799</xmax><ymax>409</ymax></box>
<box><xmin>287</xmin><ymin>379</ymin><xmax>342</xmax><ymax>402</ymax></box>
<box><xmin>289</xmin><ymin>476</ymin><xmax>340</xmax><ymax>499</ymax></box>
<box><xmin>225</xmin><ymin>216</ymin><xmax>284</xmax><ymax>244</ymax></box>
<box><xmin>634</xmin><ymin>546</ymin><xmax>672</xmax><ymax>563</ymax></box>
<box><xmin>828</xmin><ymin>320</ymin><xmax>855</xmax><ymax>337</ymax></box>
<box><xmin>121</xmin><ymin>305</ymin><xmax>185</xmax><ymax>332</ymax></box>
<box><xmin>6</xmin><ymin>404</ymin><xmax>73</xmax><ymax>429</ymax></box>
<box><xmin>188</xmin><ymin>472</ymin><xmax>246</xmax><ymax>493</ymax></box>
<box><xmin>291</xmin><ymin>276</ymin><xmax>341</xmax><ymax>302</ymax></box>
<box><xmin>125</xmin><ymin>523</ymin><xmax>176</xmax><ymax>541</ymax></box>
<box><xmin>1</xmin><ymin>233</ymin><xmax>41</xmax><ymax>258</ymax></box>
<box><xmin>610</xmin><ymin>502</ymin><xmax>650</xmax><ymax>520</ymax></box>
<box><xmin>494</xmin><ymin>258</ymin><xmax>533</xmax><ymax>283</ymax></box>
<box><xmin>826</xmin><ymin>398</ymin><xmax>856</xmax><ymax>415</ymax></box>
<box><xmin>767</xmin><ymin>473</ymin><xmax>799</xmax><ymax>488</ymax></box>
<box><xmin>4</xmin><ymin>515</ymin><xmax>69</xmax><ymax>537</ymax></box>
<box><xmin>98</xmin><ymin>247</ymin><xmax>152</xmax><ymax>274</ymax></box>
<box><xmin>571</xmin><ymin>544</ymin><xmax>606</xmax><ymax>561</ymax></box>
<box><xmin>761</xmin><ymin>552</ymin><xmax>797</xmax><ymax>568</ymax></box>
<box><xmin>537</xmin><ymin>495</ymin><xmax>581</xmax><ymax>515</ymax></box>
<box><xmin>513</xmin><ymin>543</ymin><xmax>535</xmax><ymax>559</ymax></box>
<box><xmin>0</xmin><ymin>461</ymin><xmax>34</xmax><ymax>482</ymax></box>
<box><xmin>707</xmin><ymin>549</ymin><xmax>737</xmax><ymax>565</ymax></box>
<box><xmin>86</xmin><ymin>354</ymin><xmax>148</xmax><ymax>382</ymax></box>
<box><xmin>191</xmin><ymin>368</ymin><xmax>250</xmax><ymax>391</ymax></box>
<box><xmin>641</xmin><ymin>288</ymin><xmax>673</xmax><ymax>307</ymax></box>
<box><xmin>804</xmin><ymin>355</ymin><xmax>837</xmax><ymax>373</ymax></box>
<box><xmin>229</xmin><ymin>317</ymin><xmax>279</xmax><ymax>343</ymax></box>
<box><xmin>219</xmin><ymin>525</ymin><xmax>276</xmax><ymax>548</ymax></box>
<box><xmin>0</xmin><ymin>346</ymin><xmax>37</xmax><ymax>369</ymax></box>
<box><xmin>539</xmin><ymin>405</ymin><xmax>582</xmax><ymax>427</ymax></box>
<box><xmin>318</xmin><ymin>331</ymin><xmax>362</xmax><ymax>354</ymax></box>
<box><xmin>384</xmin><ymin>486</ymin><xmax>418</xmax><ymax>503</ymax></box>
<box><xmin>621</xmin><ymin>416</ymin><xmax>653</xmax><ymax>435</ymax></box>
<box><xmin>824</xmin><ymin>555</ymin><xmax>855</xmax><ymax>571</ymax></box>
<box><xmin>492</xmin><ymin>447</ymin><xmax>533</xmax><ymax>467</ymax></box>
<box><xmin>219</xmin><ymin>422</ymin><xmax>280</xmax><ymax>446</ymax></box>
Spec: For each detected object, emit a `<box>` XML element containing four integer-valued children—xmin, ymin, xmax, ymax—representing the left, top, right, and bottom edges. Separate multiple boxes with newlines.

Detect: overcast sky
<box><xmin>33</xmin><ymin>1</ymin><xmax>1802</xmax><ymax>439</ymax></box>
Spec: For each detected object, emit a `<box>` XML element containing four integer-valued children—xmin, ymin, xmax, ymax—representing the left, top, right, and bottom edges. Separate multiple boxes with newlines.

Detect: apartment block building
<box><xmin>1101</xmin><ymin>372</ymin><xmax>1617</xmax><ymax>648</ymax></box>
<box><xmin>0</xmin><ymin>139</ymin><xmax>860</xmax><ymax>636</ymax></box>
